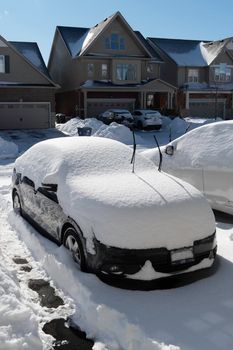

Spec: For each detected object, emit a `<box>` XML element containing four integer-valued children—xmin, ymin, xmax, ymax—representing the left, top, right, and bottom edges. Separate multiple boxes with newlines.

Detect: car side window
<box><xmin>133</xmin><ymin>111</ymin><xmax>142</xmax><ymax>116</ymax></box>
<box><xmin>22</xmin><ymin>176</ymin><xmax>35</xmax><ymax>188</ymax></box>
<box><xmin>37</xmin><ymin>186</ymin><xmax>58</xmax><ymax>204</ymax></box>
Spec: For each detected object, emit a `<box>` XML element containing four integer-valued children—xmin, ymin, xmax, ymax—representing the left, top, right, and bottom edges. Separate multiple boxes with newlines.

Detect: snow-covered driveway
<box><xmin>1</xmin><ymin>128</ymin><xmax>233</xmax><ymax>350</ymax></box>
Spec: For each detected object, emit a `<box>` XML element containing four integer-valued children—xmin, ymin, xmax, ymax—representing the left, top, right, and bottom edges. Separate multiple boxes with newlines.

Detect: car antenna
<box><xmin>131</xmin><ymin>130</ymin><xmax>137</xmax><ymax>173</ymax></box>
<box><xmin>153</xmin><ymin>135</ymin><xmax>162</xmax><ymax>172</ymax></box>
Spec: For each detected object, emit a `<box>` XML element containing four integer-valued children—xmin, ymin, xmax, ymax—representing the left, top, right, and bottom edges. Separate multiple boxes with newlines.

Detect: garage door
<box><xmin>0</xmin><ymin>103</ymin><xmax>50</xmax><ymax>129</ymax></box>
<box><xmin>87</xmin><ymin>99</ymin><xmax>135</xmax><ymax>117</ymax></box>
<box><xmin>189</xmin><ymin>99</ymin><xmax>225</xmax><ymax>118</ymax></box>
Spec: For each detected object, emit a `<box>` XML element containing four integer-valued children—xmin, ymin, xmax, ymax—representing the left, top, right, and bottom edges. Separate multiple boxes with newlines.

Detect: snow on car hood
<box><xmin>61</xmin><ymin>170</ymin><xmax>215</xmax><ymax>250</ymax></box>
<box><xmin>15</xmin><ymin>136</ymin><xmax>215</xmax><ymax>250</ymax></box>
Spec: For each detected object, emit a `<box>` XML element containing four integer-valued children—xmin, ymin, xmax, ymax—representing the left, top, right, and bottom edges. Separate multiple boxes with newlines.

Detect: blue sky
<box><xmin>1</xmin><ymin>0</ymin><xmax>233</xmax><ymax>63</ymax></box>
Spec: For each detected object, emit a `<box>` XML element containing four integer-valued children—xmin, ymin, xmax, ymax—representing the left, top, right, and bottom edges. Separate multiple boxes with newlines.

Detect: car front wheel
<box><xmin>63</xmin><ymin>227</ymin><xmax>87</xmax><ymax>271</ymax></box>
<box><xmin>13</xmin><ymin>191</ymin><xmax>22</xmax><ymax>216</ymax></box>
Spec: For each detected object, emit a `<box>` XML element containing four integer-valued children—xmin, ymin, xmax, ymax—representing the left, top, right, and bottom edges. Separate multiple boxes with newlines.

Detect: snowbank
<box><xmin>57</xmin><ymin>117</ymin><xmax>143</xmax><ymax>145</ymax></box>
<box><xmin>58</xmin><ymin>117</ymin><xmax>103</xmax><ymax>136</ymax></box>
<box><xmin>0</xmin><ymin>137</ymin><xmax>18</xmax><ymax>159</ymax></box>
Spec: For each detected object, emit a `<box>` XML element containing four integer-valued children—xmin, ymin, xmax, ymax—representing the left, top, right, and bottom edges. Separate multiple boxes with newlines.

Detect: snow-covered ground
<box><xmin>1</xmin><ymin>118</ymin><xmax>233</xmax><ymax>350</ymax></box>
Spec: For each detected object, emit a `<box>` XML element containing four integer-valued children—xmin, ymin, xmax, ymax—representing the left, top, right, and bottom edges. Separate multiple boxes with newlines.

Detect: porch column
<box><xmin>170</xmin><ymin>92</ymin><xmax>173</xmax><ymax>109</ymax></box>
<box><xmin>167</xmin><ymin>92</ymin><xmax>170</xmax><ymax>109</ymax></box>
<box><xmin>185</xmin><ymin>91</ymin><xmax>189</xmax><ymax>109</ymax></box>
<box><xmin>140</xmin><ymin>91</ymin><xmax>144</xmax><ymax>109</ymax></box>
<box><xmin>83</xmin><ymin>90</ymin><xmax>87</xmax><ymax>118</ymax></box>
<box><xmin>144</xmin><ymin>92</ymin><xmax>147</xmax><ymax>109</ymax></box>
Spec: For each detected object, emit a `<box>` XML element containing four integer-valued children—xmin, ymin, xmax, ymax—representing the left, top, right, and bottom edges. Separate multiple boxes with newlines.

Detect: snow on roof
<box><xmin>148</xmin><ymin>38</ymin><xmax>208</xmax><ymax>66</ymax></box>
<box><xmin>57</xmin><ymin>26</ymin><xmax>90</xmax><ymax>57</ymax></box>
<box><xmin>201</xmin><ymin>39</ymin><xmax>229</xmax><ymax>65</ymax></box>
<box><xmin>57</xmin><ymin>13</ymin><xmax>116</xmax><ymax>57</ymax></box>
<box><xmin>10</xmin><ymin>41</ymin><xmax>51</xmax><ymax>79</ymax></box>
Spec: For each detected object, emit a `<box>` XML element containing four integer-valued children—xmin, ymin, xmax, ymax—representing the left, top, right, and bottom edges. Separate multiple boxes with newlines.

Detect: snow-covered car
<box><xmin>132</xmin><ymin>109</ymin><xmax>162</xmax><ymax>130</ymax></box>
<box><xmin>12</xmin><ymin>137</ymin><xmax>216</xmax><ymax>280</ymax></box>
<box><xmin>98</xmin><ymin>109</ymin><xmax>134</xmax><ymax>129</ymax></box>
<box><xmin>143</xmin><ymin>120</ymin><xmax>233</xmax><ymax>216</ymax></box>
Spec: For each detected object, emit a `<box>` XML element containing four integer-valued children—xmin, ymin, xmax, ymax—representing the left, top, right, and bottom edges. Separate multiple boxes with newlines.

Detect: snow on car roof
<box><xmin>164</xmin><ymin>120</ymin><xmax>233</xmax><ymax>169</ymax></box>
<box><xmin>15</xmin><ymin>136</ymin><xmax>151</xmax><ymax>188</ymax></box>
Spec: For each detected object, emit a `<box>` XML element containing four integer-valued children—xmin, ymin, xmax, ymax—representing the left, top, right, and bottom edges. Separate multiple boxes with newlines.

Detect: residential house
<box><xmin>147</xmin><ymin>37</ymin><xmax>233</xmax><ymax>119</ymax></box>
<box><xmin>0</xmin><ymin>35</ymin><xmax>57</xmax><ymax>129</ymax></box>
<box><xmin>48</xmin><ymin>11</ymin><xmax>176</xmax><ymax>118</ymax></box>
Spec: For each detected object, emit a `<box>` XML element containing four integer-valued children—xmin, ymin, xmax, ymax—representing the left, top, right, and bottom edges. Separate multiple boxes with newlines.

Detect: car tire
<box><xmin>13</xmin><ymin>191</ymin><xmax>22</xmax><ymax>216</ymax></box>
<box><xmin>63</xmin><ymin>227</ymin><xmax>87</xmax><ymax>271</ymax></box>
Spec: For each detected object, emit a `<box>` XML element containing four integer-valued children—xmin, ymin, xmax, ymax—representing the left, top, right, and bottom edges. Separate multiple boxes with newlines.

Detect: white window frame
<box><xmin>214</xmin><ymin>63</ymin><xmax>231</xmax><ymax>82</ymax></box>
<box><xmin>116</xmin><ymin>63</ymin><xmax>137</xmax><ymax>81</ymax></box>
<box><xmin>0</xmin><ymin>55</ymin><xmax>5</xmax><ymax>73</ymax></box>
<box><xmin>188</xmin><ymin>69</ymin><xmax>199</xmax><ymax>82</ymax></box>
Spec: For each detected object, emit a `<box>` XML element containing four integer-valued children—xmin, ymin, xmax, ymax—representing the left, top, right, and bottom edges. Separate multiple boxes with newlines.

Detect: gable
<box><xmin>84</xmin><ymin>15</ymin><xmax>150</xmax><ymax>58</ymax></box>
<box><xmin>0</xmin><ymin>35</ymin><xmax>55</xmax><ymax>86</ymax></box>
<box><xmin>212</xmin><ymin>49</ymin><xmax>233</xmax><ymax>65</ymax></box>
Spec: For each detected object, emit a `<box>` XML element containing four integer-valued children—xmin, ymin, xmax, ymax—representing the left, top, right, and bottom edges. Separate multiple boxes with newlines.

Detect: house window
<box><xmin>146</xmin><ymin>63</ymin><xmax>153</xmax><ymax>73</ymax></box>
<box><xmin>0</xmin><ymin>55</ymin><xmax>5</xmax><ymax>73</ymax></box>
<box><xmin>101</xmin><ymin>64</ymin><xmax>108</xmax><ymax>79</ymax></box>
<box><xmin>116</xmin><ymin>63</ymin><xmax>137</xmax><ymax>81</ymax></box>
<box><xmin>105</xmin><ymin>33</ymin><xmax>125</xmax><ymax>50</ymax></box>
<box><xmin>87</xmin><ymin>63</ymin><xmax>94</xmax><ymax>78</ymax></box>
<box><xmin>214</xmin><ymin>64</ymin><xmax>231</xmax><ymax>82</ymax></box>
<box><xmin>188</xmin><ymin>69</ymin><xmax>199</xmax><ymax>82</ymax></box>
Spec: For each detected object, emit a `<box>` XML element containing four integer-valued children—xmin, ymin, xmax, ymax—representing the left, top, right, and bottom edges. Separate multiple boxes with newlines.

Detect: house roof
<box><xmin>56</xmin><ymin>12</ymin><xmax>153</xmax><ymax>58</ymax></box>
<box><xmin>57</xmin><ymin>26</ymin><xmax>91</xmax><ymax>58</ymax></box>
<box><xmin>148</xmin><ymin>37</ymin><xmax>233</xmax><ymax>67</ymax></box>
<box><xmin>10</xmin><ymin>41</ymin><xmax>53</xmax><ymax>80</ymax></box>
<box><xmin>134</xmin><ymin>31</ymin><xmax>163</xmax><ymax>62</ymax></box>
<box><xmin>148</xmin><ymin>38</ymin><xmax>208</xmax><ymax>66</ymax></box>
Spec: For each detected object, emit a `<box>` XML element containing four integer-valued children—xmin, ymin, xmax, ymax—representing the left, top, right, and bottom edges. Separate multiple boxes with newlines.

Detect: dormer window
<box><xmin>214</xmin><ymin>63</ymin><xmax>231</xmax><ymax>82</ymax></box>
<box><xmin>105</xmin><ymin>33</ymin><xmax>125</xmax><ymax>50</ymax></box>
<box><xmin>0</xmin><ymin>55</ymin><xmax>5</xmax><ymax>73</ymax></box>
<box><xmin>188</xmin><ymin>69</ymin><xmax>199</xmax><ymax>82</ymax></box>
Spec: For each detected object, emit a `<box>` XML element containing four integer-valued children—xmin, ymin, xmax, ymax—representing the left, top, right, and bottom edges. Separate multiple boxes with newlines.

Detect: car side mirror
<box><xmin>41</xmin><ymin>183</ymin><xmax>58</xmax><ymax>192</ymax></box>
<box><xmin>165</xmin><ymin>145</ymin><xmax>174</xmax><ymax>156</ymax></box>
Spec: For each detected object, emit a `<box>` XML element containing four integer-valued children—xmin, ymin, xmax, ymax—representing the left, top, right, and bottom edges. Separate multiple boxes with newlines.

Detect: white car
<box><xmin>143</xmin><ymin>120</ymin><xmax>233</xmax><ymax>215</ymax></box>
<box><xmin>99</xmin><ymin>109</ymin><xmax>134</xmax><ymax>129</ymax></box>
<box><xmin>12</xmin><ymin>136</ymin><xmax>216</xmax><ymax>280</ymax></box>
<box><xmin>132</xmin><ymin>109</ymin><xmax>162</xmax><ymax>130</ymax></box>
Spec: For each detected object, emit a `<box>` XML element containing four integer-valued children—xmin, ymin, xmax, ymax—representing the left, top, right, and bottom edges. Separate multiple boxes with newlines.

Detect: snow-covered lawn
<box><xmin>1</xmin><ymin>120</ymin><xmax>233</xmax><ymax>350</ymax></box>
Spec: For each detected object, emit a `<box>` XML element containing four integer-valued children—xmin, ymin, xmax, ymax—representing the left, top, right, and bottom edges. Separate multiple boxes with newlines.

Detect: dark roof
<box><xmin>134</xmin><ymin>31</ymin><xmax>163</xmax><ymax>61</ymax></box>
<box><xmin>57</xmin><ymin>26</ymin><xmax>90</xmax><ymax>57</ymax></box>
<box><xmin>10</xmin><ymin>41</ymin><xmax>52</xmax><ymax>80</ymax></box>
<box><xmin>80</xmin><ymin>79</ymin><xmax>156</xmax><ymax>88</ymax></box>
<box><xmin>148</xmin><ymin>38</ymin><xmax>208</xmax><ymax>66</ymax></box>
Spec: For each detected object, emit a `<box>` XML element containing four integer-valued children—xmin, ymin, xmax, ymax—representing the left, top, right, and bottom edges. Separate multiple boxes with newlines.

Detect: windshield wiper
<box><xmin>153</xmin><ymin>135</ymin><xmax>163</xmax><ymax>172</ymax></box>
<box><xmin>131</xmin><ymin>130</ymin><xmax>137</xmax><ymax>173</ymax></box>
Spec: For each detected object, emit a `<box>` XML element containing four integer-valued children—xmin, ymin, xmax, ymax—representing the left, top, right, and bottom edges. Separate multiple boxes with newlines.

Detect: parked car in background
<box><xmin>132</xmin><ymin>109</ymin><xmax>162</xmax><ymax>130</ymax></box>
<box><xmin>12</xmin><ymin>137</ymin><xmax>216</xmax><ymax>280</ymax></box>
<box><xmin>142</xmin><ymin>120</ymin><xmax>233</xmax><ymax>215</ymax></box>
<box><xmin>98</xmin><ymin>109</ymin><xmax>134</xmax><ymax>129</ymax></box>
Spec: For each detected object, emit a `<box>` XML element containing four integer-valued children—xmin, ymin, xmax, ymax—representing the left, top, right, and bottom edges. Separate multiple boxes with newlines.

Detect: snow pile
<box><xmin>0</xmin><ymin>259</ymin><xmax>42</xmax><ymax>350</ymax></box>
<box><xmin>0</xmin><ymin>137</ymin><xmax>18</xmax><ymax>159</ymax></box>
<box><xmin>58</xmin><ymin>117</ymin><xmax>103</xmax><ymax>136</ymax></box>
<box><xmin>58</xmin><ymin>117</ymin><xmax>143</xmax><ymax>145</ymax></box>
<box><xmin>94</xmin><ymin>122</ymin><xmax>136</xmax><ymax>145</ymax></box>
<box><xmin>15</xmin><ymin>136</ymin><xmax>215</xmax><ymax>253</ymax></box>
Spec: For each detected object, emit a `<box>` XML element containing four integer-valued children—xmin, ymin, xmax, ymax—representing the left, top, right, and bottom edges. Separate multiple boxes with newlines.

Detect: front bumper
<box><xmin>90</xmin><ymin>232</ymin><xmax>217</xmax><ymax>278</ymax></box>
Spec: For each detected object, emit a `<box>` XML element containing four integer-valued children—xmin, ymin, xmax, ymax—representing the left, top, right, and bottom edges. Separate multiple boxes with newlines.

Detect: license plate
<box><xmin>171</xmin><ymin>248</ymin><xmax>194</xmax><ymax>264</ymax></box>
